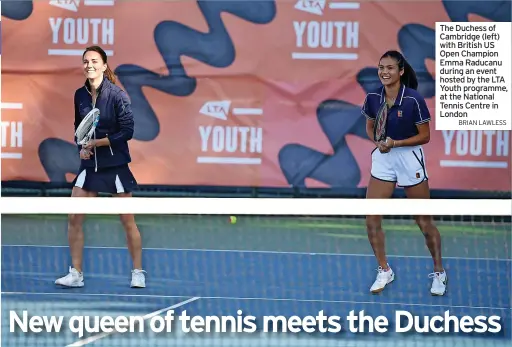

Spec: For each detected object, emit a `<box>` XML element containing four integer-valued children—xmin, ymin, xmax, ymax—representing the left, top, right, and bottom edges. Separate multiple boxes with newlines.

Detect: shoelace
<box><xmin>376</xmin><ymin>266</ymin><xmax>391</xmax><ymax>272</ymax></box>
<box><xmin>428</xmin><ymin>272</ymin><xmax>446</xmax><ymax>286</ymax></box>
<box><xmin>376</xmin><ymin>266</ymin><xmax>390</xmax><ymax>280</ymax></box>
<box><xmin>132</xmin><ymin>269</ymin><xmax>147</xmax><ymax>276</ymax></box>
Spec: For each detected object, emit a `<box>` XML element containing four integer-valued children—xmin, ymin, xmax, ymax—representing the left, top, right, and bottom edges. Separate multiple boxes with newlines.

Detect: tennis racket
<box><xmin>75</xmin><ymin>108</ymin><xmax>100</xmax><ymax>146</ymax></box>
<box><xmin>373</xmin><ymin>101</ymin><xmax>388</xmax><ymax>143</ymax></box>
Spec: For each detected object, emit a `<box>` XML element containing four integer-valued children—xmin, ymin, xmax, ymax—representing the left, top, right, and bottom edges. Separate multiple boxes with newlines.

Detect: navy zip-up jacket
<box><xmin>74</xmin><ymin>78</ymin><xmax>134</xmax><ymax>170</ymax></box>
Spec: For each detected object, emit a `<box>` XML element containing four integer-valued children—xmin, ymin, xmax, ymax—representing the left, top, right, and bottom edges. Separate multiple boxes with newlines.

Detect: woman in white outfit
<box><xmin>361</xmin><ymin>50</ymin><xmax>447</xmax><ymax>296</ymax></box>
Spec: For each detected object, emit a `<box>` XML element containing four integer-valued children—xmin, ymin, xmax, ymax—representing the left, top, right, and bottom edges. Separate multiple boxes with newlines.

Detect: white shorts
<box><xmin>371</xmin><ymin>145</ymin><xmax>428</xmax><ymax>187</ymax></box>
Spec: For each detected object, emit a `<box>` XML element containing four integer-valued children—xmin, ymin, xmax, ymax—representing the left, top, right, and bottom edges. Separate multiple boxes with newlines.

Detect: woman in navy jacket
<box><xmin>55</xmin><ymin>46</ymin><xmax>146</xmax><ymax>289</ymax></box>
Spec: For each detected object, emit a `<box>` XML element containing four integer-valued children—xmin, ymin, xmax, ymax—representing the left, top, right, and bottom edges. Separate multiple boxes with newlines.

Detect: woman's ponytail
<box><xmin>400</xmin><ymin>59</ymin><xmax>418</xmax><ymax>90</ymax></box>
<box><xmin>104</xmin><ymin>65</ymin><xmax>117</xmax><ymax>84</ymax></box>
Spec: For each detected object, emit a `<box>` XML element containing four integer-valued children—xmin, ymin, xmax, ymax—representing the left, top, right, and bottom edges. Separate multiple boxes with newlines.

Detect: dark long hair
<box><xmin>83</xmin><ymin>45</ymin><xmax>116</xmax><ymax>84</ymax></box>
<box><xmin>379</xmin><ymin>50</ymin><xmax>418</xmax><ymax>90</ymax></box>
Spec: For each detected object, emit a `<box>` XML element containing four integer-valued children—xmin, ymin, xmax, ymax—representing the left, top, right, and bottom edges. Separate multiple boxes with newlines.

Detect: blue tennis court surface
<box><xmin>2</xmin><ymin>215</ymin><xmax>511</xmax><ymax>346</ymax></box>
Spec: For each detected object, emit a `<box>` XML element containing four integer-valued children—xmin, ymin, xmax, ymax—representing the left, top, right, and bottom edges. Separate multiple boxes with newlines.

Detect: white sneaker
<box><xmin>429</xmin><ymin>271</ymin><xmax>447</xmax><ymax>296</ymax></box>
<box><xmin>55</xmin><ymin>267</ymin><xmax>84</xmax><ymax>287</ymax></box>
<box><xmin>370</xmin><ymin>265</ymin><xmax>395</xmax><ymax>294</ymax></box>
<box><xmin>131</xmin><ymin>269</ymin><xmax>146</xmax><ymax>288</ymax></box>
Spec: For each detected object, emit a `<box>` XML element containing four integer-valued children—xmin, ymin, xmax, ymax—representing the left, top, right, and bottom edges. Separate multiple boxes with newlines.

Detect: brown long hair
<box><xmin>83</xmin><ymin>45</ymin><xmax>116</xmax><ymax>84</ymax></box>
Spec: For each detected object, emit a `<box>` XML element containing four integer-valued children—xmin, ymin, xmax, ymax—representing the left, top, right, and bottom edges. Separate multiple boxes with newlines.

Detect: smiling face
<box><xmin>378</xmin><ymin>56</ymin><xmax>403</xmax><ymax>87</ymax></box>
<box><xmin>82</xmin><ymin>50</ymin><xmax>107</xmax><ymax>81</ymax></box>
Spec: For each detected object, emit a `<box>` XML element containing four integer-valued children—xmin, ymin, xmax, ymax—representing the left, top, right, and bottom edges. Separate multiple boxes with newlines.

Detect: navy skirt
<box><xmin>73</xmin><ymin>164</ymin><xmax>138</xmax><ymax>194</ymax></box>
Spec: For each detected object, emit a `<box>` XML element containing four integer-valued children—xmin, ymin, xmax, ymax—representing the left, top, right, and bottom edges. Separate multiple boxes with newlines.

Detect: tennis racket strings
<box><xmin>373</xmin><ymin>101</ymin><xmax>388</xmax><ymax>143</ymax></box>
<box><xmin>75</xmin><ymin>108</ymin><xmax>100</xmax><ymax>146</ymax></box>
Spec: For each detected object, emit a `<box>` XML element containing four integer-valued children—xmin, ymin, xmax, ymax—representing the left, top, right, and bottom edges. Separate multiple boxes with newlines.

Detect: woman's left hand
<box><xmin>384</xmin><ymin>137</ymin><xmax>396</xmax><ymax>149</ymax></box>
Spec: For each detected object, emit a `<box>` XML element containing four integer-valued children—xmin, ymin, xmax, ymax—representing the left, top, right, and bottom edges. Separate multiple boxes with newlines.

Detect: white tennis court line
<box><xmin>2</xmin><ymin>291</ymin><xmax>509</xmax><ymax>311</ymax></box>
<box><xmin>65</xmin><ymin>296</ymin><xmax>200</xmax><ymax>346</ymax></box>
<box><xmin>3</xmin><ymin>244</ymin><xmax>511</xmax><ymax>262</ymax></box>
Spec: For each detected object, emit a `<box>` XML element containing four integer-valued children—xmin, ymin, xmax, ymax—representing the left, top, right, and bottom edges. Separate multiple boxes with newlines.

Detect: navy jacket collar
<box><xmin>84</xmin><ymin>77</ymin><xmax>111</xmax><ymax>94</ymax></box>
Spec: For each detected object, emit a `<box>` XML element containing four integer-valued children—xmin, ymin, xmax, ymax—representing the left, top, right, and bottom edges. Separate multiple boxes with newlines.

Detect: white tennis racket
<box><xmin>75</xmin><ymin>108</ymin><xmax>100</xmax><ymax>146</ymax></box>
<box><xmin>373</xmin><ymin>101</ymin><xmax>388</xmax><ymax>143</ymax></box>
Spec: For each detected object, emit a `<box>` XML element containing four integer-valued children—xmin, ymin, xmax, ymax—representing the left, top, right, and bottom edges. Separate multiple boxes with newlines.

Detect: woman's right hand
<box><xmin>80</xmin><ymin>148</ymin><xmax>92</xmax><ymax>160</ymax></box>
